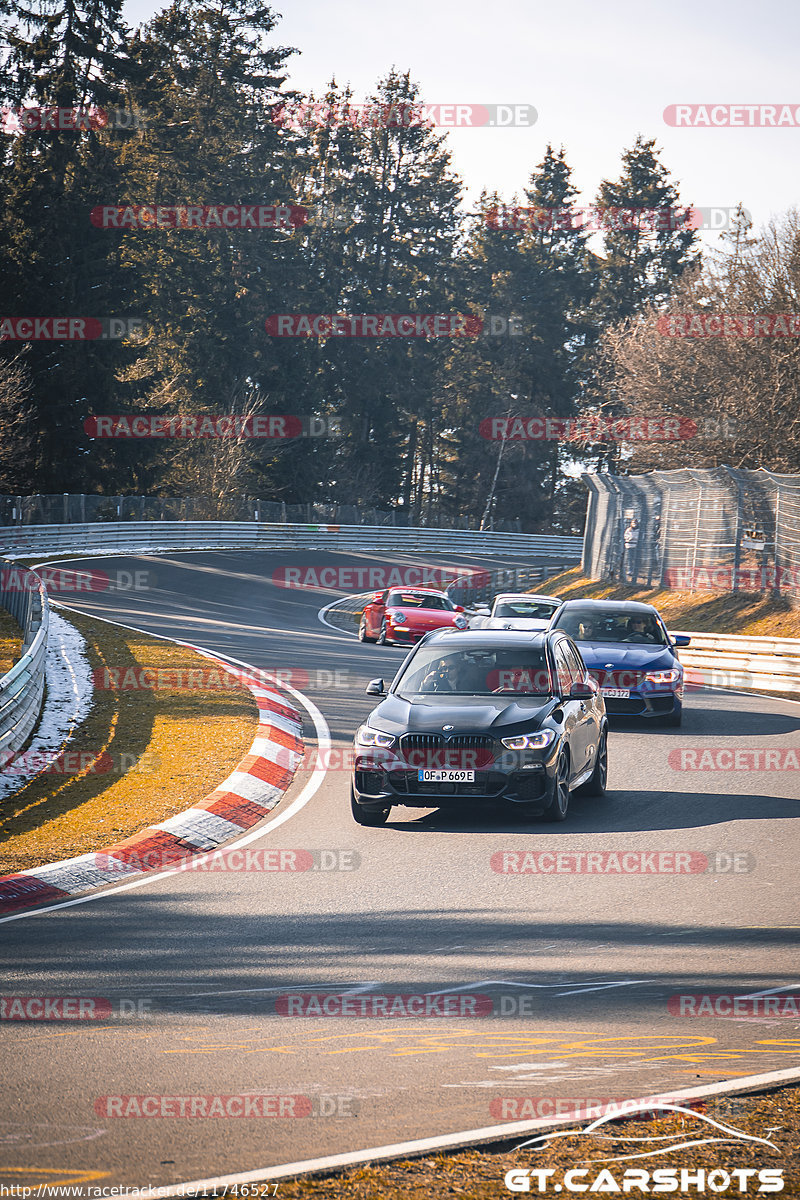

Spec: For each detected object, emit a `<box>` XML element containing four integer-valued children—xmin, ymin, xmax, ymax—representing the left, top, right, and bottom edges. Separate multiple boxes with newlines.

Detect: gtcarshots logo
<box><xmin>94</xmin><ymin>1094</ymin><xmax>358</xmax><ymax>1118</ymax></box>
<box><xmin>0</xmin><ymin>997</ymin><xmax>152</xmax><ymax>1020</ymax></box>
<box><xmin>275</xmin><ymin>993</ymin><xmax>493</xmax><ymax>1017</ymax></box>
<box><xmin>504</xmin><ymin>1168</ymin><xmax>784</xmax><ymax>1193</ymax></box>
<box><xmin>490</xmin><ymin>851</ymin><xmax>754</xmax><ymax>874</ymax></box>
<box><xmin>91</xmin><ymin>204</ymin><xmax>307</xmax><ymax>229</ymax></box>
<box><xmin>669</xmin><ymin>993</ymin><xmax>800</xmax><ymax>1017</ymax></box>
<box><xmin>508</xmin><ymin>1102</ymin><xmax>783</xmax><ymax>1191</ymax></box>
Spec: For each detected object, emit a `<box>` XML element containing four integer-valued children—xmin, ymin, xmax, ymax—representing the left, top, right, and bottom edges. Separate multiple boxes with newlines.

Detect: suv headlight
<box><xmin>501</xmin><ymin>730</ymin><xmax>556</xmax><ymax>750</ymax></box>
<box><xmin>355</xmin><ymin>725</ymin><xmax>396</xmax><ymax>748</ymax></box>
<box><xmin>453</xmin><ymin>615</ymin><xmax>468</xmax><ymax>629</ymax></box>
<box><xmin>643</xmin><ymin>668</ymin><xmax>681</xmax><ymax>684</ymax></box>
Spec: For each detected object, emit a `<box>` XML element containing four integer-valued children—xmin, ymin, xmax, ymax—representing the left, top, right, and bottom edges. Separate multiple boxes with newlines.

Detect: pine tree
<box><xmin>0</xmin><ymin>0</ymin><xmax>139</xmax><ymax>490</ymax></box>
<box><xmin>594</xmin><ymin>135</ymin><xmax>699</xmax><ymax>324</ymax></box>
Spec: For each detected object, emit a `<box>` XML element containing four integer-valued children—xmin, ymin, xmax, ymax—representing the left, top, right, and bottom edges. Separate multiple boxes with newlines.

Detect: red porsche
<box><xmin>358</xmin><ymin>588</ymin><xmax>469</xmax><ymax>647</ymax></box>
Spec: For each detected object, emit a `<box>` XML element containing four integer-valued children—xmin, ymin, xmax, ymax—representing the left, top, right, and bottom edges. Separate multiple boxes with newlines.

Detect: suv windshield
<box><xmin>386</xmin><ymin>591</ymin><xmax>453</xmax><ymax>611</ymax></box>
<box><xmin>553</xmin><ymin>608</ymin><xmax>667</xmax><ymax>646</ymax></box>
<box><xmin>494</xmin><ymin>600</ymin><xmax>559</xmax><ymax>619</ymax></box>
<box><xmin>396</xmin><ymin>646</ymin><xmax>552</xmax><ymax>698</ymax></box>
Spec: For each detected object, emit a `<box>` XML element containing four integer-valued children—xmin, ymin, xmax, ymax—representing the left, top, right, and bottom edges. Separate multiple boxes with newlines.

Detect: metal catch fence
<box><xmin>582</xmin><ymin>467</ymin><xmax>800</xmax><ymax>596</ymax></box>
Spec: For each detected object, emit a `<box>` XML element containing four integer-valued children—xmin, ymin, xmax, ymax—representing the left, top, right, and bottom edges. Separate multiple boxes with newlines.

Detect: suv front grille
<box><xmin>398</xmin><ymin>733</ymin><xmax>496</xmax><ymax>770</ymax></box>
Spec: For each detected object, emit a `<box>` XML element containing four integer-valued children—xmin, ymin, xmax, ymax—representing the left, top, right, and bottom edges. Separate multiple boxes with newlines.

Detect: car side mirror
<box><xmin>671</xmin><ymin>634</ymin><xmax>691</xmax><ymax>647</ymax></box>
<box><xmin>454</xmin><ymin>604</ymin><xmax>465</xmax><ymax>612</ymax></box>
<box><xmin>474</xmin><ymin>603</ymin><xmax>490</xmax><ymax>614</ymax></box>
<box><xmin>365</xmin><ymin>678</ymin><xmax>385</xmax><ymax>696</ymax></box>
<box><xmin>372</xmin><ymin>592</ymin><xmax>386</xmax><ymax>604</ymax></box>
<box><xmin>569</xmin><ymin>680</ymin><xmax>595</xmax><ymax>700</ymax></box>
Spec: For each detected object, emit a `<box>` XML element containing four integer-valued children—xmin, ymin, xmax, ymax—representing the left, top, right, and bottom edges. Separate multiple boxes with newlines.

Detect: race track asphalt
<box><xmin>1</xmin><ymin>550</ymin><xmax>799</xmax><ymax>1191</ymax></box>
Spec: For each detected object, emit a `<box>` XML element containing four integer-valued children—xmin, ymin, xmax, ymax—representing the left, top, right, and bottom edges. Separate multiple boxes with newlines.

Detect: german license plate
<box><xmin>418</xmin><ymin>769</ymin><xmax>475</xmax><ymax>782</ymax></box>
<box><xmin>602</xmin><ymin>688</ymin><xmax>630</xmax><ymax>699</ymax></box>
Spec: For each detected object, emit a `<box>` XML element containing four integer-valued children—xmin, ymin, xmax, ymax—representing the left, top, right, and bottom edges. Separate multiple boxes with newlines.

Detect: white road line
<box><xmin>317</xmin><ymin>595</ymin><xmax>364</xmax><ymax>636</ymax></box>
<box><xmin>148</xmin><ymin>1066</ymin><xmax>800</xmax><ymax>1198</ymax></box>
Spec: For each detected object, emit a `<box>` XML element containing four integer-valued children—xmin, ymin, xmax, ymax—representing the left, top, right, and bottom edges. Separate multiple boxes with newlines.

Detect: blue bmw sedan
<box><xmin>549</xmin><ymin>599</ymin><xmax>690</xmax><ymax>726</ymax></box>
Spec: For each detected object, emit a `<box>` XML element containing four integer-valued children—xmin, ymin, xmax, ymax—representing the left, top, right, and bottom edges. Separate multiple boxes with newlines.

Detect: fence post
<box><xmin>774</xmin><ymin>486</ymin><xmax>781</xmax><ymax>594</ymax></box>
<box><xmin>732</xmin><ymin>478</ymin><xmax>743</xmax><ymax>595</ymax></box>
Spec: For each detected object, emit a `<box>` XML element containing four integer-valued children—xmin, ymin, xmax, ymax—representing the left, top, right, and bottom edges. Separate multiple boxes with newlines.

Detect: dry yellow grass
<box><xmin>538</xmin><ymin>567</ymin><xmax>800</xmax><ymax>639</ymax></box>
<box><xmin>0</xmin><ymin>609</ymin><xmax>258</xmax><ymax>875</ymax></box>
<box><xmin>0</xmin><ymin>605</ymin><xmax>23</xmax><ymax>676</ymax></box>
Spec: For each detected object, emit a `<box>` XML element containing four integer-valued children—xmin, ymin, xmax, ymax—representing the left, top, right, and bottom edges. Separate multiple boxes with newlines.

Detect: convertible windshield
<box><xmin>386</xmin><ymin>591</ymin><xmax>453</xmax><ymax>611</ymax></box>
<box><xmin>396</xmin><ymin>646</ymin><xmax>552</xmax><ymax>697</ymax></box>
<box><xmin>494</xmin><ymin>600</ymin><xmax>559</xmax><ymax>619</ymax></box>
<box><xmin>553</xmin><ymin>608</ymin><xmax>667</xmax><ymax>646</ymax></box>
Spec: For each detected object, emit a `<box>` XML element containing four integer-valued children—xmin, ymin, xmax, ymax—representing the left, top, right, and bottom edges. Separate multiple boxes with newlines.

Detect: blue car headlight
<box><xmin>643</xmin><ymin>668</ymin><xmax>682</xmax><ymax>684</ymax></box>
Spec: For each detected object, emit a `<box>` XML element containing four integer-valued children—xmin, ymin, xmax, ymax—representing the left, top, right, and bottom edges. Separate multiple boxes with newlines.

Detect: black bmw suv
<box><xmin>351</xmin><ymin>629</ymin><xmax>608</xmax><ymax>825</ymax></box>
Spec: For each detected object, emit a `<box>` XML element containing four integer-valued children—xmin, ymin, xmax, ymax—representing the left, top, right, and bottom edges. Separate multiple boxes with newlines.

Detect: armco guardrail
<box><xmin>0</xmin><ymin>560</ymin><xmax>49</xmax><ymax>762</ymax></box>
<box><xmin>0</xmin><ymin>522</ymin><xmax>584</xmax><ymax>560</ymax></box>
<box><xmin>675</xmin><ymin>631</ymin><xmax>800</xmax><ymax>697</ymax></box>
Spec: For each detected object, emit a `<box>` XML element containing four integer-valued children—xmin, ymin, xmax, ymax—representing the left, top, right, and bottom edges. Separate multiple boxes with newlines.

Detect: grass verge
<box><xmin>0</xmin><ymin>605</ymin><xmax>23</xmax><ymax>676</ymax></box>
<box><xmin>268</xmin><ymin>1083</ymin><xmax>800</xmax><ymax>1199</ymax></box>
<box><xmin>0</xmin><ymin>609</ymin><xmax>258</xmax><ymax>875</ymax></box>
<box><xmin>537</xmin><ymin>567</ymin><xmax>800</xmax><ymax>640</ymax></box>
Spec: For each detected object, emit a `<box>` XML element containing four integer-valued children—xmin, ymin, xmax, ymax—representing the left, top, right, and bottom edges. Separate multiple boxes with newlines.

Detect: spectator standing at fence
<box><xmin>623</xmin><ymin>518</ymin><xmax>639</xmax><ymax>583</ymax></box>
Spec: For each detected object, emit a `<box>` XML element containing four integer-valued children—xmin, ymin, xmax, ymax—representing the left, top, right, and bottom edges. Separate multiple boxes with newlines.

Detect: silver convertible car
<box><xmin>468</xmin><ymin>592</ymin><xmax>561</xmax><ymax>631</ymax></box>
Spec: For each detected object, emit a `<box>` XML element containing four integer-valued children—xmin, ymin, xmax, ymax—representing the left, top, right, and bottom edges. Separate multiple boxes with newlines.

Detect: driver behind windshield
<box><xmin>623</xmin><ymin>615</ymin><xmax>658</xmax><ymax>643</ymax></box>
<box><xmin>419</xmin><ymin>657</ymin><xmax>474</xmax><ymax>693</ymax></box>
